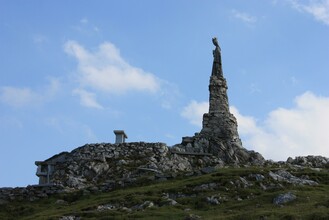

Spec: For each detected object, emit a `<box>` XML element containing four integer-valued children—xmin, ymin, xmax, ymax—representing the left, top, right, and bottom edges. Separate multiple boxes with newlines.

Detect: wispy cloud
<box><xmin>288</xmin><ymin>0</ymin><xmax>329</xmax><ymax>25</ymax></box>
<box><xmin>45</xmin><ymin>116</ymin><xmax>99</xmax><ymax>141</ymax></box>
<box><xmin>232</xmin><ymin>9</ymin><xmax>257</xmax><ymax>24</ymax></box>
<box><xmin>80</xmin><ymin>18</ymin><xmax>89</xmax><ymax>24</ymax></box>
<box><xmin>0</xmin><ymin>78</ymin><xmax>61</xmax><ymax>108</ymax></box>
<box><xmin>181</xmin><ymin>92</ymin><xmax>329</xmax><ymax>161</ymax></box>
<box><xmin>73</xmin><ymin>88</ymin><xmax>104</xmax><ymax>109</ymax></box>
<box><xmin>0</xmin><ymin>87</ymin><xmax>41</xmax><ymax>107</ymax></box>
<box><xmin>158</xmin><ymin>81</ymin><xmax>181</xmax><ymax>109</ymax></box>
<box><xmin>290</xmin><ymin>76</ymin><xmax>299</xmax><ymax>86</ymax></box>
<box><xmin>249</xmin><ymin>83</ymin><xmax>261</xmax><ymax>94</ymax></box>
<box><xmin>72</xmin><ymin>18</ymin><xmax>101</xmax><ymax>34</ymax></box>
<box><xmin>0</xmin><ymin>116</ymin><xmax>23</xmax><ymax>129</ymax></box>
<box><xmin>32</xmin><ymin>34</ymin><xmax>48</xmax><ymax>44</ymax></box>
<box><xmin>46</xmin><ymin>77</ymin><xmax>61</xmax><ymax>96</ymax></box>
<box><xmin>181</xmin><ymin>100</ymin><xmax>209</xmax><ymax>126</ymax></box>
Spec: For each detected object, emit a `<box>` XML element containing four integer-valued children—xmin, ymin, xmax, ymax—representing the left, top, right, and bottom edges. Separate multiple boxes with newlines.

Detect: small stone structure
<box><xmin>35</xmin><ymin>152</ymin><xmax>68</xmax><ymax>185</ymax></box>
<box><xmin>35</xmin><ymin>161</ymin><xmax>52</xmax><ymax>185</ymax></box>
<box><xmin>114</xmin><ymin>130</ymin><xmax>128</xmax><ymax>144</ymax></box>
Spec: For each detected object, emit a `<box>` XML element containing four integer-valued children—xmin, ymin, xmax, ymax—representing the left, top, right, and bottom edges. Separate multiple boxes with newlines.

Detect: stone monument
<box><xmin>173</xmin><ymin>37</ymin><xmax>263</xmax><ymax>164</ymax></box>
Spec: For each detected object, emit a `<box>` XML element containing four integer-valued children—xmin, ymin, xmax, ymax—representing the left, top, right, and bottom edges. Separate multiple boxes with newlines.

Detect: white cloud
<box><xmin>0</xmin><ymin>78</ymin><xmax>61</xmax><ymax>108</ymax></box>
<box><xmin>181</xmin><ymin>100</ymin><xmax>209</xmax><ymax>126</ymax></box>
<box><xmin>73</xmin><ymin>88</ymin><xmax>104</xmax><ymax>109</ymax></box>
<box><xmin>64</xmin><ymin>40</ymin><xmax>160</xmax><ymax>96</ymax></box>
<box><xmin>232</xmin><ymin>92</ymin><xmax>329</xmax><ymax>161</ymax></box>
<box><xmin>288</xmin><ymin>0</ymin><xmax>329</xmax><ymax>25</ymax></box>
<box><xmin>46</xmin><ymin>78</ymin><xmax>61</xmax><ymax>96</ymax></box>
<box><xmin>158</xmin><ymin>81</ymin><xmax>181</xmax><ymax>109</ymax></box>
<box><xmin>181</xmin><ymin>92</ymin><xmax>329</xmax><ymax>161</ymax></box>
<box><xmin>232</xmin><ymin>9</ymin><xmax>257</xmax><ymax>24</ymax></box>
<box><xmin>63</xmin><ymin>40</ymin><xmax>172</xmax><ymax>109</ymax></box>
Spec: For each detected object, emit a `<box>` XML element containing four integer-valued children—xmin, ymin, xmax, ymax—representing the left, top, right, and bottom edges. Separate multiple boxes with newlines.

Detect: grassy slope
<box><xmin>1</xmin><ymin>166</ymin><xmax>328</xmax><ymax>220</ymax></box>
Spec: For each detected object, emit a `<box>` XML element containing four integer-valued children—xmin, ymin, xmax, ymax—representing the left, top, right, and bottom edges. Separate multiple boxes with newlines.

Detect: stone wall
<box><xmin>1</xmin><ymin>142</ymin><xmax>227</xmax><ymax>202</ymax></box>
<box><xmin>38</xmin><ymin>142</ymin><xmax>226</xmax><ymax>189</ymax></box>
<box><xmin>0</xmin><ymin>185</ymin><xmax>71</xmax><ymax>203</ymax></box>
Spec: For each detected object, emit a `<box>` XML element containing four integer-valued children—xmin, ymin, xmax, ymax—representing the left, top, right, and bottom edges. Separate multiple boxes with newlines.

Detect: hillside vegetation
<box><xmin>1</xmin><ymin>165</ymin><xmax>328</xmax><ymax>220</ymax></box>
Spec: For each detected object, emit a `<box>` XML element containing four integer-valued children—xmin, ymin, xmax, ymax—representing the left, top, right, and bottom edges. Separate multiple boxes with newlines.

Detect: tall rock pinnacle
<box><xmin>174</xmin><ymin>37</ymin><xmax>265</xmax><ymax>165</ymax></box>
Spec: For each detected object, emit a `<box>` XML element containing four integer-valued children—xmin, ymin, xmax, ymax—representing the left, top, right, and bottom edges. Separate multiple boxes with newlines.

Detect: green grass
<box><xmin>1</xmin><ymin>166</ymin><xmax>328</xmax><ymax>219</ymax></box>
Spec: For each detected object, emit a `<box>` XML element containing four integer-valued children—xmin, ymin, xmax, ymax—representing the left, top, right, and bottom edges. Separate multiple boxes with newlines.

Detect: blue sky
<box><xmin>1</xmin><ymin>0</ymin><xmax>329</xmax><ymax>187</ymax></box>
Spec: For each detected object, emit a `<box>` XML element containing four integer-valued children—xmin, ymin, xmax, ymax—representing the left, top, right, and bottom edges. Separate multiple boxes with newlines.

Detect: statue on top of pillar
<box><xmin>211</xmin><ymin>37</ymin><xmax>223</xmax><ymax>76</ymax></box>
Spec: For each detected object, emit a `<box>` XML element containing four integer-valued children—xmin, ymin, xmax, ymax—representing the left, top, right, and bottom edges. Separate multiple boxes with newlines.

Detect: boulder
<box><xmin>269</xmin><ymin>170</ymin><xmax>318</xmax><ymax>186</ymax></box>
<box><xmin>287</xmin><ymin>156</ymin><xmax>329</xmax><ymax>168</ymax></box>
<box><xmin>273</xmin><ymin>192</ymin><xmax>296</xmax><ymax>205</ymax></box>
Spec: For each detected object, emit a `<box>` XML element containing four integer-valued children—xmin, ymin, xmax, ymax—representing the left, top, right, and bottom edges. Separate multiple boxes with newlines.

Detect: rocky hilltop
<box><xmin>40</xmin><ymin>142</ymin><xmax>264</xmax><ymax>189</ymax></box>
<box><xmin>1</xmin><ymin>160</ymin><xmax>328</xmax><ymax>219</ymax></box>
<box><xmin>50</xmin><ymin>142</ymin><xmax>222</xmax><ymax>189</ymax></box>
<box><xmin>31</xmin><ymin>37</ymin><xmax>264</xmax><ymax>189</ymax></box>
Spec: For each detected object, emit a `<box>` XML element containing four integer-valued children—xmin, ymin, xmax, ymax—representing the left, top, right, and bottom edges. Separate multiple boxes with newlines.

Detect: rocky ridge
<box><xmin>1</xmin><ymin>153</ymin><xmax>327</xmax><ymax>203</ymax></box>
<box><xmin>2</xmin><ymin>164</ymin><xmax>328</xmax><ymax>219</ymax></box>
